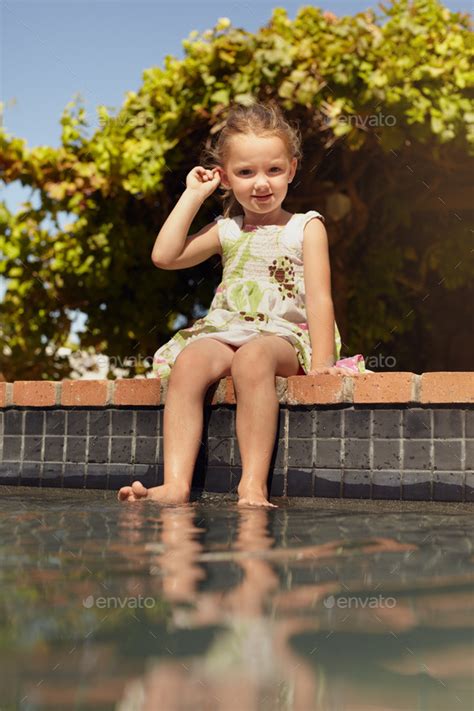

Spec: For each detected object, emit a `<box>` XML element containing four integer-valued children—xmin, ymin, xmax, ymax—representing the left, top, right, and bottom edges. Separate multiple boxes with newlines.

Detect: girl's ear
<box><xmin>216</xmin><ymin>166</ymin><xmax>231</xmax><ymax>189</ymax></box>
<box><xmin>288</xmin><ymin>158</ymin><xmax>297</xmax><ymax>183</ymax></box>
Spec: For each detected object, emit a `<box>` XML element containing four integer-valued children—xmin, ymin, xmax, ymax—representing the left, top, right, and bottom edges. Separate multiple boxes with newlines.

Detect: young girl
<box><xmin>118</xmin><ymin>102</ymin><xmax>371</xmax><ymax>508</ymax></box>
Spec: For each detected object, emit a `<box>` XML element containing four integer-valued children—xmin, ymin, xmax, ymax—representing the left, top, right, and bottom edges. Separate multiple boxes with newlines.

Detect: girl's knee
<box><xmin>171</xmin><ymin>342</ymin><xmax>232</xmax><ymax>387</ymax></box>
<box><xmin>169</xmin><ymin>349</ymin><xmax>201</xmax><ymax>384</ymax></box>
<box><xmin>231</xmin><ymin>348</ymin><xmax>272</xmax><ymax>381</ymax></box>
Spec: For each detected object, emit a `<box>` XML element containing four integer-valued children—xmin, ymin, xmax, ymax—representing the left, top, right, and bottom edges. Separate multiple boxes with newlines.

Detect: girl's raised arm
<box><xmin>151</xmin><ymin>166</ymin><xmax>221</xmax><ymax>268</ymax></box>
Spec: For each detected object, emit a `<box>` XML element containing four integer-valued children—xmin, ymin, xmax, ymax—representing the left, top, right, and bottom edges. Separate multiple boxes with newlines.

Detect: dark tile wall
<box><xmin>0</xmin><ymin>405</ymin><xmax>473</xmax><ymax>502</ymax></box>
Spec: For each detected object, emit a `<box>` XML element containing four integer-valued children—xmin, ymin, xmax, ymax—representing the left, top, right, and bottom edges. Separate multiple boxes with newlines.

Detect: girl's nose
<box><xmin>254</xmin><ymin>174</ymin><xmax>270</xmax><ymax>188</ymax></box>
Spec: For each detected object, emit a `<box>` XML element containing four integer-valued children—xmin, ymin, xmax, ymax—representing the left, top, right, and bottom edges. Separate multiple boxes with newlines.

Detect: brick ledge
<box><xmin>0</xmin><ymin>372</ymin><xmax>473</xmax><ymax>407</ymax></box>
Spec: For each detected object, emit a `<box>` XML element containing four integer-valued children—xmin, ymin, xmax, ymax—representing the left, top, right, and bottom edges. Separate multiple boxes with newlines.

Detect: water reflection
<box><xmin>0</xmin><ymin>491</ymin><xmax>472</xmax><ymax>709</ymax></box>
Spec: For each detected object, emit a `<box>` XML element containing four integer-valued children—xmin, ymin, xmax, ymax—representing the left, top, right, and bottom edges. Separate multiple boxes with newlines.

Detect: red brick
<box><xmin>0</xmin><ymin>382</ymin><xmax>10</xmax><ymax>407</ymax></box>
<box><xmin>287</xmin><ymin>374</ymin><xmax>346</xmax><ymax>405</ymax></box>
<box><xmin>61</xmin><ymin>380</ymin><xmax>109</xmax><ymax>406</ymax></box>
<box><xmin>218</xmin><ymin>376</ymin><xmax>236</xmax><ymax>404</ymax></box>
<box><xmin>13</xmin><ymin>381</ymin><xmax>58</xmax><ymax>407</ymax></box>
<box><xmin>3</xmin><ymin>373</ymin><xmax>473</xmax><ymax>409</ymax></box>
<box><xmin>353</xmin><ymin>373</ymin><xmax>416</xmax><ymax>403</ymax></box>
<box><xmin>205</xmin><ymin>378</ymin><xmax>225</xmax><ymax>405</ymax></box>
<box><xmin>420</xmin><ymin>372</ymin><xmax>474</xmax><ymax>403</ymax></box>
<box><xmin>207</xmin><ymin>376</ymin><xmax>287</xmax><ymax>405</ymax></box>
<box><xmin>113</xmin><ymin>378</ymin><xmax>161</xmax><ymax>406</ymax></box>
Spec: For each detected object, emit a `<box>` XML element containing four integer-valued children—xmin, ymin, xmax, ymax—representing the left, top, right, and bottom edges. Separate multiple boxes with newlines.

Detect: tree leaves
<box><xmin>0</xmin><ymin>0</ymin><xmax>472</xmax><ymax>378</ymax></box>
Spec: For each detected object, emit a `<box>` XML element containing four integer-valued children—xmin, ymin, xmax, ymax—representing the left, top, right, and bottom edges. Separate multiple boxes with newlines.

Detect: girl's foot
<box><xmin>117</xmin><ymin>480</ymin><xmax>191</xmax><ymax>504</ymax></box>
<box><xmin>237</xmin><ymin>484</ymin><xmax>278</xmax><ymax>508</ymax></box>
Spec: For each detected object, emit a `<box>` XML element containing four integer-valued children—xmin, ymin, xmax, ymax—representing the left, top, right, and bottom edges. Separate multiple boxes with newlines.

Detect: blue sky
<box><xmin>1</xmin><ymin>0</ymin><xmax>470</xmax><ymax>308</ymax></box>
<box><xmin>2</xmin><ymin>0</ymin><xmax>470</xmax><ymax>210</ymax></box>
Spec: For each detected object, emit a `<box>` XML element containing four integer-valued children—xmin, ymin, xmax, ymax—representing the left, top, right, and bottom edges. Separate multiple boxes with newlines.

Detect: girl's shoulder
<box><xmin>283</xmin><ymin>211</ymin><xmax>326</xmax><ymax>252</ymax></box>
<box><xmin>290</xmin><ymin>210</ymin><xmax>326</xmax><ymax>228</ymax></box>
<box><xmin>278</xmin><ymin>211</ymin><xmax>325</xmax><ymax>244</ymax></box>
<box><xmin>214</xmin><ymin>213</ymin><xmax>244</xmax><ymax>235</ymax></box>
<box><xmin>214</xmin><ymin>213</ymin><xmax>244</xmax><ymax>253</ymax></box>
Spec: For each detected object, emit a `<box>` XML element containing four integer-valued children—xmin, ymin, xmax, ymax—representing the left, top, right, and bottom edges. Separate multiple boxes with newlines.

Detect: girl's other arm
<box><xmin>302</xmin><ymin>218</ymin><xmax>337</xmax><ymax>369</ymax></box>
<box><xmin>151</xmin><ymin>166</ymin><xmax>221</xmax><ymax>268</ymax></box>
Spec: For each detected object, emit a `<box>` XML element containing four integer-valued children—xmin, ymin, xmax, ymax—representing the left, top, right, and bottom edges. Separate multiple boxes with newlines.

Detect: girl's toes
<box><xmin>131</xmin><ymin>480</ymin><xmax>149</xmax><ymax>498</ymax></box>
<box><xmin>118</xmin><ymin>486</ymin><xmax>134</xmax><ymax>501</ymax></box>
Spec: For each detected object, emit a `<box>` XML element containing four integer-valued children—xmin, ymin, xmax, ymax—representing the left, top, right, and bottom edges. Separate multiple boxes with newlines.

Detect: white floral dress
<box><xmin>152</xmin><ymin>211</ymin><xmax>368</xmax><ymax>378</ymax></box>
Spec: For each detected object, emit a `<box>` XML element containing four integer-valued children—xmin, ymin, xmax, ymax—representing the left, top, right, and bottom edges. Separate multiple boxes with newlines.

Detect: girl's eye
<box><xmin>238</xmin><ymin>167</ymin><xmax>282</xmax><ymax>175</ymax></box>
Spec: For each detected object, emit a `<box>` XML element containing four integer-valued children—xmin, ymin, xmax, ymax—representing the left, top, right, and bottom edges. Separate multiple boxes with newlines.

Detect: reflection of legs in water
<box><xmin>227</xmin><ymin>509</ymin><xmax>279</xmax><ymax>614</ymax></box>
<box><xmin>118</xmin><ymin>338</ymin><xmax>236</xmax><ymax>503</ymax></box>
<box><xmin>152</xmin><ymin>508</ymin><xmax>205</xmax><ymax>602</ymax></box>
<box><xmin>231</xmin><ymin>336</ymin><xmax>300</xmax><ymax>508</ymax></box>
<box><xmin>115</xmin><ymin>507</ymin><xmax>317</xmax><ymax>709</ymax></box>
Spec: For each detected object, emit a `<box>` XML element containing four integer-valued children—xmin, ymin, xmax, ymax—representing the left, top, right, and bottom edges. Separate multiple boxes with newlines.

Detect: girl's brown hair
<box><xmin>200</xmin><ymin>100</ymin><xmax>302</xmax><ymax>218</ymax></box>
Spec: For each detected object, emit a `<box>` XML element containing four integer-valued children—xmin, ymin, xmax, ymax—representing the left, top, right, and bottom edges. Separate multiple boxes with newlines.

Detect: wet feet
<box><xmin>118</xmin><ymin>481</ymin><xmax>276</xmax><ymax>508</ymax></box>
<box><xmin>117</xmin><ymin>481</ymin><xmax>191</xmax><ymax>504</ymax></box>
<box><xmin>237</xmin><ymin>484</ymin><xmax>278</xmax><ymax>508</ymax></box>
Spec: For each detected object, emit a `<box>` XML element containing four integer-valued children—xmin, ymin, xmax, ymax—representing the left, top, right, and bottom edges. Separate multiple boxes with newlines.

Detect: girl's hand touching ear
<box><xmin>186</xmin><ymin>166</ymin><xmax>221</xmax><ymax>200</ymax></box>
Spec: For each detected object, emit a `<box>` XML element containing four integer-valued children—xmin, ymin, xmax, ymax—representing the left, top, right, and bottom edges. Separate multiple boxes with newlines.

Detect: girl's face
<box><xmin>218</xmin><ymin>133</ymin><xmax>297</xmax><ymax>218</ymax></box>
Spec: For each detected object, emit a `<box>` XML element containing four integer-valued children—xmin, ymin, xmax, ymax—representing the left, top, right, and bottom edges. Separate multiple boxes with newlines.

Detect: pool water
<box><xmin>0</xmin><ymin>487</ymin><xmax>473</xmax><ymax>710</ymax></box>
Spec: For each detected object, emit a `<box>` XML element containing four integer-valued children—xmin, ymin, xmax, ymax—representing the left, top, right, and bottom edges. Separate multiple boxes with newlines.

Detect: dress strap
<box><xmin>284</xmin><ymin>210</ymin><xmax>325</xmax><ymax>250</ymax></box>
<box><xmin>300</xmin><ymin>210</ymin><xmax>325</xmax><ymax>226</ymax></box>
<box><xmin>214</xmin><ymin>214</ymin><xmax>242</xmax><ymax>254</ymax></box>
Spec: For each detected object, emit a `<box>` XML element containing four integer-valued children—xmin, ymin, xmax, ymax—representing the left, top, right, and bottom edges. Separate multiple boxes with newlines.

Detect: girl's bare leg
<box><xmin>118</xmin><ymin>339</ymin><xmax>236</xmax><ymax>503</ymax></box>
<box><xmin>234</xmin><ymin>377</ymin><xmax>279</xmax><ymax>508</ymax></box>
<box><xmin>231</xmin><ymin>336</ymin><xmax>300</xmax><ymax>508</ymax></box>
